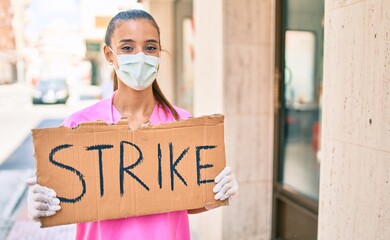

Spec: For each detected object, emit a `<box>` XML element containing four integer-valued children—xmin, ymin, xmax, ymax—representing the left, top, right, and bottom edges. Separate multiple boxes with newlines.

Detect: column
<box><xmin>319</xmin><ymin>0</ymin><xmax>390</xmax><ymax>239</ymax></box>
<box><xmin>193</xmin><ymin>0</ymin><xmax>276</xmax><ymax>239</ymax></box>
<box><xmin>147</xmin><ymin>0</ymin><xmax>175</xmax><ymax>102</ymax></box>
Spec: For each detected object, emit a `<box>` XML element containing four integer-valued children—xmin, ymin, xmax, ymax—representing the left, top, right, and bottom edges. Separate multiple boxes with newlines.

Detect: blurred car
<box><xmin>32</xmin><ymin>78</ymin><xmax>70</xmax><ymax>104</ymax></box>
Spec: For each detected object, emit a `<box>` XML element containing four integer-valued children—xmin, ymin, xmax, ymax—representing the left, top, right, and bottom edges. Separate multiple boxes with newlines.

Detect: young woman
<box><xmin>27</xmin><ymin>9</ymin><xmax>238</xmax><ymax>240</ymax></box>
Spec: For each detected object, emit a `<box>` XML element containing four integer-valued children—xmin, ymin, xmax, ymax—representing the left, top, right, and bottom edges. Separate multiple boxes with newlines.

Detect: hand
<box><xmin>26</xmin><ymin>177</ymin><xmax>61</xmax><ymax>221</ymax></box>
<box><xmin>213</xmin><ymin>166</ymin><xmax>239</xmax><ymax>201</ymax></box>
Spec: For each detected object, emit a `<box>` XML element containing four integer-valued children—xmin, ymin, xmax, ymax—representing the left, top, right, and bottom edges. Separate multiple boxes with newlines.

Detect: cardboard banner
<box><xmin>32</xmin><ymin>114</ymin><xmax>227</xmax><ymax>227</ymax></box>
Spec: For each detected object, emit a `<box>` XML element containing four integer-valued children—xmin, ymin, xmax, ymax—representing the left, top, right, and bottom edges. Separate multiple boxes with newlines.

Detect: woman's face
<box><xmin>105</xmin><ymin>19</ymin><xmax>160</xmax><ymax>65</ymax></box>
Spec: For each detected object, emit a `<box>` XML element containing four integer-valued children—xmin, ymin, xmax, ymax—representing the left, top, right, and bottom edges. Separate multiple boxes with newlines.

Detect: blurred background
<box><xmin>2</xmin><ymin>0</ymin><xmax>387</xmax><ymax>239</ymax></box>
<box><xmin>0</xmin><ymin>0</ymin><xmax>324</xmax><ymax>239</ymax></box>
<box><xmin>0</xmin><ymin>0</ymin><xmax>323</xmax><ymax>239</ymax></box>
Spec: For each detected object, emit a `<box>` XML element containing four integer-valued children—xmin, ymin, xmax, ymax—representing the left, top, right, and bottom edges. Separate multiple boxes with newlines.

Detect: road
<box><xmin>0</xmin><ymin>82</ymin><xmax>100</xmax><ymax>239</ymax></box>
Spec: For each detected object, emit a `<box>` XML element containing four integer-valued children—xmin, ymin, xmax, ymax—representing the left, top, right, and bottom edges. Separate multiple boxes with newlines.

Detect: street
<box><xmin>0</xmin><ymin>82</ymin><xmax>100</xmax><ymax>239</ymax></box>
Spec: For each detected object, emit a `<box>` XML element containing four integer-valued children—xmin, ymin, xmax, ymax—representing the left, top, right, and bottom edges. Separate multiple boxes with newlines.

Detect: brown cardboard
<box><xmin>32</xmin><ymin>114</ymin><xmax>227</xmax><ymax>227</ymax></box>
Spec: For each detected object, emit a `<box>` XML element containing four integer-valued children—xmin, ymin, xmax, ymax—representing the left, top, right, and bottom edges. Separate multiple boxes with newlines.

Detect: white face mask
<box><xmin>108</xmin><ymin>47</ymin><xmax>160</xmax><ymax>91</ymax></box>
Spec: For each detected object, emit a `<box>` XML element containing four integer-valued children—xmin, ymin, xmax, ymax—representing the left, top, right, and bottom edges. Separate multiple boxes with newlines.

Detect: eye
<box><xmin>121</xmin><ymin>46</ymin><xmax>134</xmax><ymax>53</ymax></box>
<box><xmin>145</xmin><ymin>45</ymin><xmax>158</xmax><ymax>53</ymax></box>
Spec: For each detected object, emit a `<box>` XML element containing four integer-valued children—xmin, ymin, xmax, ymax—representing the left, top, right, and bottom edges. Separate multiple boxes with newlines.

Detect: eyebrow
<box><xmin>119</xmin><ymin>39</ymin><xmax>159</xmax><ymax>44</ymax></box>
<box><xmin>119</xmin><ymin>39</ymin><xmax>135</xmax><ymax>43</ymax></box>
<box><xmin>145</xmin><ymin>39</ymin><xmax>159</xmax><ymax>44</ymax></box>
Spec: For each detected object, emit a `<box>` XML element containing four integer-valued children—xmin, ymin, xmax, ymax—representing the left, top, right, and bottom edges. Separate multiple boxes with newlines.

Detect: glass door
<box><xmin>273</xmin><ymin>0</ymin><xmax>324</xmax><ymax>239</ymax></box>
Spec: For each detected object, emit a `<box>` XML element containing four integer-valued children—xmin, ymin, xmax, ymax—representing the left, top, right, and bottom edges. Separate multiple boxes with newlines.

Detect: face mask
<box><xmin>108</xmin><ymin>47</ymin><xmax>160</xmax><ymax>91</ymax></box>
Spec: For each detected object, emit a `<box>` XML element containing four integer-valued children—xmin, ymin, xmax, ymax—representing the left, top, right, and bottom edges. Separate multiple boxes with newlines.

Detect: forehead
<box><xmin>111</xmin><ymin>19</ymin><xmax>159</xmax><ymax>43</ymax></box>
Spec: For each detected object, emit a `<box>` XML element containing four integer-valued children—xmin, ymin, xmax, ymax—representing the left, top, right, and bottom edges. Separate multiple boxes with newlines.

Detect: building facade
<box><xmin>0</xmin><ymin>0</ymin><xmax>16</xmax><ymax>84</ymax></box>
<box><xmin>0</xmin><ymin>0</ymin><xmax>29</xmax><ymax>84</ymax></box>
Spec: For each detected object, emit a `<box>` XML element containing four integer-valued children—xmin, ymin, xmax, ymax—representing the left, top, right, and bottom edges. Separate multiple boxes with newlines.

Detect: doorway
<box><xmin>273</xmin><ymin>0</ymin><xmax>324</xmax><ymax>239</ymax></box>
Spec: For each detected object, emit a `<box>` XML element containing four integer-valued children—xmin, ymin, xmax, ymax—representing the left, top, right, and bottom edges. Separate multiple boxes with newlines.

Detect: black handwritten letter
<box><xmin>86</xmin><ymin>144</ymin><xmax>113</xmax><ymax>197</ymax></box>
<box><xmin>158</xmin><ymin>143</ymin><xmax>162</xmax><ymax>189</ymax></box>
<box><xmin>49</xmin><ymin>144</ymin><xmax>86</xmax><ymax>203</ymax></box>
<box><xmin>169</xmin><ymin>143</ymin><xmax>189</xmax><ymax>191</ymax></box>
<box><xmin>120</xmin><ymin>141</ymin><xmax>149</xmax><ymax>195</ymax></box>
<box><xmin>195</xmin><ymin>145</ymin><xmax>216</xmax><ymax>185</ymax></box>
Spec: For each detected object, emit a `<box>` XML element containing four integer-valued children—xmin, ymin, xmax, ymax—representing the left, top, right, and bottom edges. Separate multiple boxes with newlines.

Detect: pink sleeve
<box><xmin>61</xmin><ymin>118</ymin><xmax>76</xmax><ymax>128</ymax></box>
<box><xmin>174</xmin><ymin>106</ymin><xmax>192</xmax><ymax>120</ymax></box>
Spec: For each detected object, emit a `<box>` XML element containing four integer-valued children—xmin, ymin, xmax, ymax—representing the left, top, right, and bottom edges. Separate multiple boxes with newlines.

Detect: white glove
<box><xmin>26</xmin><ymin>177</ymin><xmax>61</xmax><ymax>221</ymax></box>
<box><xmin>213</xmin><ymin>166</ymin><xmax>239</xmax><ymax>201</ymax></box>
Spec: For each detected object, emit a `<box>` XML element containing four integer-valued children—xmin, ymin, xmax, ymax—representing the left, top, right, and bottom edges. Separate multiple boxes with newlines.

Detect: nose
<box><xmin>133</xmin><ymin>45</ymin><xmax>150</xmax><ymax>55</ymax></box>
<box><xmin>133</xmin><ymin>47</ymin><xmax>143</xmax><ymax>54</ymax></box>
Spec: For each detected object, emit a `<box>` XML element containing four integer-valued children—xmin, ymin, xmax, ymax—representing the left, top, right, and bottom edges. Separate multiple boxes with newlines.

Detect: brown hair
<box><xmin>105</xmin><ymin>9</ymin><xmax>179</xmax><ymax>120</ymax></box>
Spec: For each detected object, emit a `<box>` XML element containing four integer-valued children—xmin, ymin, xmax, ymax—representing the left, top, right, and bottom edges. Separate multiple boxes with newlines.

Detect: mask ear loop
<box><xmin>107</xmin><ymin>46</ymin><xmax>118</xmax><ymax>56</ymax></box>
<box><xmin>107</xmin><ymin>46</ymin><xmax>119</xmax><ymax>70</ymax></box>
<box><xmin>106</xmin><ymin>45</ymin><xmax>117</xmax><ymax>124</ymax></box>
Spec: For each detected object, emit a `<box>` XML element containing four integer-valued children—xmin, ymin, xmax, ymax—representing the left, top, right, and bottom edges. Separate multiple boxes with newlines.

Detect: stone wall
<box><xmin>192</xmin><ymin>0</ymin><xmax>276</xmax><ymax>239</ymax></box>
<box><xmin>319</xmin><ymin>1</ymin><xmax>390</xmax><ymax>239</ymax></box>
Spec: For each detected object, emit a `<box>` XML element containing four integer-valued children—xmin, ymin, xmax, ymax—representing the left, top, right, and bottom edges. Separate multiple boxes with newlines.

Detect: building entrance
<box><xmin>273</xmin><ymin>0</ymin><xmax>324</xmax><ymax>239</ymax></box>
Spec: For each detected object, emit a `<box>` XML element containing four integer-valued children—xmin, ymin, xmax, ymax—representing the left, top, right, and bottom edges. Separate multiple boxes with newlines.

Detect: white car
<box><xmin>32</xmin><ymin>78</ymin><xmax>70</xmax><ymax>104</ymax></box>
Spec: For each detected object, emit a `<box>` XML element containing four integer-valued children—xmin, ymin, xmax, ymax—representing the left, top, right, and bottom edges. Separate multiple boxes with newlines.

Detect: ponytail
<box><xmin>111</xmin><ymin>70</ymin><xmax>118</xmax><ymax>91</ymax></box>
<box><xmin>111</xmin><ymin>70</ymin><xmax>179</xmax><ymax>120</ymax></box>
<box><xmin>152</xmin><ymin>81</ymin><xmax>179</xmax><ymax>120</ymax></box>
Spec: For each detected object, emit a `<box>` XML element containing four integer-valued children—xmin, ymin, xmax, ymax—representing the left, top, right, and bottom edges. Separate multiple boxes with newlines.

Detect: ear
<box><xmin>103</xmin><ymin>45</ymin><xmax>114</xmax><ymax>63</ymax></box>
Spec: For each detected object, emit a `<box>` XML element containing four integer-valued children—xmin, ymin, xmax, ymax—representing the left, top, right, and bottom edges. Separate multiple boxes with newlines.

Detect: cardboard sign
<box><xmin>32</xmin><ymin>114</ymin><xmax>227</xmax><ymax>227</ymax></box>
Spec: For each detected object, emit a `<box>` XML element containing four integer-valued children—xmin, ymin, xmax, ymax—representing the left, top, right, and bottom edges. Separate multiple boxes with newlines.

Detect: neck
<box><xmin>113</xmin><ymin>84</ymin><xmax>156</xmax><ymax>123</ymax></box>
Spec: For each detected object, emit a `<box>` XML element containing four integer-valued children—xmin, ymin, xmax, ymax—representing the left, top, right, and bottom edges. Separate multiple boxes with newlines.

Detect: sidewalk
<box><xmin>0</xmin><ymin>169</ymin><xmax>75</xmax><ymax>240</ymax></box>
<box><xmin>0</xmin><ymin>169</ymin><xmax>33</xmax><ymax>240</ymax></box>
<box><xmin>6</xmin><ymin>203</ymin><xmax>76</xmax><ymax>240</ymax></box>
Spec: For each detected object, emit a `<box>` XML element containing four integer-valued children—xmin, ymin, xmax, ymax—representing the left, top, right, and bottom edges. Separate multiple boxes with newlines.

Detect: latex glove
<box><xmin>26</xmin><ymin>177</ymin><xmax>61</xmax><ymax>221</ymax></box>
<box><xmin>213</xmin><ymin>166</ymin><xmax>239</xmax><ymax>201</ymax></box>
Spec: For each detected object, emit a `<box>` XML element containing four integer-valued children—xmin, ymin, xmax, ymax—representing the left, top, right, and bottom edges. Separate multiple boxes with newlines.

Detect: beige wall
<box><xmin>192</xmin><ymin>0</ymin><xmax>276</xmax><ymax>239</ymax></box>
<box><xmin>190</xmin><ymin>2</ymin><xmax>224</xmax><ymax>239</ymax></box>
<box><xmin>319</xmin><ymin>1</ymin><xmax>390</xmax><ymax>239</ymax></box>
<box><xmin>148</xmin><ymin>0</ymin><xmax>175</xmax><ymax>102</ymax></box>
<box><xmin>192</xmin><ymin>0</ymin><xmax>224</xmax><ymax>116</ymax></box>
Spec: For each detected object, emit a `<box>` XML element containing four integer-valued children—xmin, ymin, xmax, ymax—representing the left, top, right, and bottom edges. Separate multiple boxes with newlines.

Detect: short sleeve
<box><xmin>174</xmin><ymin>106</ymin><xmax>192</xmax><ymax>120</ymax></box>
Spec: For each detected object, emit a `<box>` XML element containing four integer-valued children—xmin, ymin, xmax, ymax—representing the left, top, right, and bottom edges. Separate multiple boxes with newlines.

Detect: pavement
<box><xmin>0</xmin><ymin>170</ymin><xmax>31</xmax><ymax>240</ymax></box>
<box><xmin>0</xmin><ymin>169</ymin><xmax>76</xmax><ymax>240</ymax></box>
<box><xmin>6</xmin><ymin>205</ymin><xmax>76</xmax><ymax>240</ymax></box>
<box><xmin>0</xmin><ymin>129</ymin><xmax>77</xmax><ymax>240</ymax></box>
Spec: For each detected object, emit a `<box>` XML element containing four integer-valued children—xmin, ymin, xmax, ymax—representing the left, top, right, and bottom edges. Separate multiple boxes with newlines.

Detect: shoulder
<box><xmin>152</xmin><ymin>103</ymin><xmax>192</xmax><ymax>124</ymax></box>
<box><xmin>61</xmin><ymin>98</ymin><xmax>111</xmax><ymax>128</ymax></box>
<box><xmin>173</xmin><ymin>105</ymin><xmax>192</xmax><ymax>120</ymax></box>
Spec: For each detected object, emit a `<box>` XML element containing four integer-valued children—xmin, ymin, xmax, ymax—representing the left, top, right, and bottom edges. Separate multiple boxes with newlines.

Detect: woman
<box><xmin>27</xmin><ymin>9</ymin><xmax>238</xmax><ymax>240</ymax></box>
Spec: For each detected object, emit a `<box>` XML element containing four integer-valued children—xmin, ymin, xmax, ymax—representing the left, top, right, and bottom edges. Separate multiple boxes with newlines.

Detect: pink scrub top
<box><xmin>61</xmin><ymin>91</ymin><xmax>192</xmax><ymax>240</ymax></box>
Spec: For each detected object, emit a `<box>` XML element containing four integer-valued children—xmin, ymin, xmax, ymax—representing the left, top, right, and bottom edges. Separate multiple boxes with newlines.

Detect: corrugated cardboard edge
<box><xmin>31</xmin><ymin>114</ymin><xmax>225</xmax><ymax>136</ymax></box>
<box><xmin>78</xmin><ymin>113</ymin><xmax>224</xmax><ymax>130</ymax></box>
